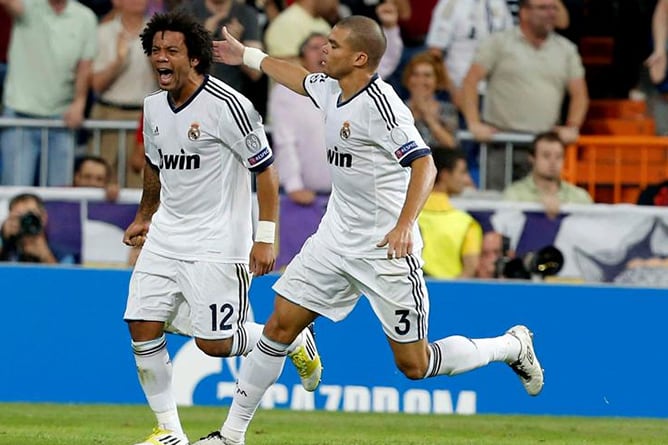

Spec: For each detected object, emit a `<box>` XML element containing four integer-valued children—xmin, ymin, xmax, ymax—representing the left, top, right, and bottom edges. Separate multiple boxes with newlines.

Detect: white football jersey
<box><xmin>142</xmin><ymin>76</ymin><xmax>273</xmax><ymax>263</ymax></box>
<box><xmin>303</xmin><ymin>73</ymin><xmax>431</xmax><ymax>258</ymax></box>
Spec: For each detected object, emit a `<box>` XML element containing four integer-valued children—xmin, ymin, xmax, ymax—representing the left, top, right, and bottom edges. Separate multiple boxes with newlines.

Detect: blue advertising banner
<box><xmin>2</xmin><ymin>265</ymin><xmax>666</xmax><ymax>417</ymax></box>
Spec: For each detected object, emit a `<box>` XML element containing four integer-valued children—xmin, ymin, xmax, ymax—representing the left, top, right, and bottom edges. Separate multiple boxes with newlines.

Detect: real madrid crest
<box><xmin>340</xmin><ymin>121</ymin><xmax>351</xmax><ymax>139</ymax></box>
<box><xmin>188</xmin><ymin>122</ymin><xmax>201</xmax><ymax>141</ymax></box>
<box><xmin>245</xmin><ymin>133</ymin><xmax>261</xmax><ymax>152</ymax></box>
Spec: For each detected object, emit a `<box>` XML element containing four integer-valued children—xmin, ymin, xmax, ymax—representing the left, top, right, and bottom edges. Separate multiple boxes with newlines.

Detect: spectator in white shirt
<box><xmin>426</xmin><ymin>0</ymin><xmax>513</xmax><ymax>103</ymax></box>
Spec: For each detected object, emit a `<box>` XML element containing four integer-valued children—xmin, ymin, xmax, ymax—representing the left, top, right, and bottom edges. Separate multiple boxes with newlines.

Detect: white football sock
<box><xmin>132</xmin><ymin>335</ymin><xmax>184</xmax><ymax>436</ymax></box>
<box><xmin>231</xmin><ymin>322</ymin><xmax>264</xmax><ymax>356</ymax></box>
<box><xmin>424</xmin><ymin>333</ymin><xmax>521</xmax><ymax>378</ymax></box>
<box><xmin>231</xmin><ymin>323</ymin><xmax>305</xmax><ymax>357</ymax></box>
<box><xmin>222</xmin><ymin>335</ymin><xmax>288</xmax><ymax>440</ymax></box>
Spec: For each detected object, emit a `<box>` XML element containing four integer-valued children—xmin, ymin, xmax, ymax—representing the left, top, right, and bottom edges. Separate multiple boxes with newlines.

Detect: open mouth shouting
<box><xmin>157</xmin><ymin>68</ymin><xmax>174</xmax><ymax>87</ymax></box>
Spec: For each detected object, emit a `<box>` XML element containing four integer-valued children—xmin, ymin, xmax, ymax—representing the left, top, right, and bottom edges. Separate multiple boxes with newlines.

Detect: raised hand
<box><xmin>646</xmin><ymin>50</ymin><xmax>667</xmax><ymax>84</ymax></box>
<box><xmin>376</xmin><ymin>1</ymin><xmax>399</xmax><ymax>28</ymax></box>
<box><xmin>212</xmin><ymin>26</ymin><xmax>245</xmax><ymax>65</ymax></box>
<box><xmin>116</xmin><ymin>31</ymin><xmax>130</xmax><ymax>65</ymax></box>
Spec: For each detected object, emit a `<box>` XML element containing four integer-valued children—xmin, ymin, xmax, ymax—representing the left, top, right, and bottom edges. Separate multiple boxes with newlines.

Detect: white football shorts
<box><xmin>273</xmin><ymin>237</ymin><xmax>430</xmax><ymax>343</ymax></box>
<box><xmin>124</xmin><ymin>250</ymin><xmax>251</xmax><ymax>340</ymax></box>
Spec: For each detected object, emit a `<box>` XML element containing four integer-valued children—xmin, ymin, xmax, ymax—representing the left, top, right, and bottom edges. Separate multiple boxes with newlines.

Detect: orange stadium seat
<box><xmin>586</xmin><ymin>99</ymin><xmax>647</xmax><ymax>120</ymax></box>
<box><xmin>563</xmin><ymin>136</ymin><xmax>668</xmax><ymax>204</ymax></box>
<box><xmin>582</xmin><ymin>99</ymin><xmax>654</xmax><ymax>136</ymax></box>
<box><xmin>581</xmin><ymin>117</ymin><xmax>656</xmax><ymax>135</ymax></box>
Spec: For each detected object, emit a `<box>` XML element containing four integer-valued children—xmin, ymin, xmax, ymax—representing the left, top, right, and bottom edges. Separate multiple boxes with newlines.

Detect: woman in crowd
<box><xmin>402</xmin><ymin>51</ymin><xmax>458</xmax><ymax>149</ymax></box>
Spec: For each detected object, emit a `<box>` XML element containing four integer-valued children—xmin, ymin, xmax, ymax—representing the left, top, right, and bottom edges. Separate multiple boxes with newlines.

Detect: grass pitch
<box><xmin>0</xmin><ymin>403</ymin><xmax>666</xmax><ymax>445</ymax></box>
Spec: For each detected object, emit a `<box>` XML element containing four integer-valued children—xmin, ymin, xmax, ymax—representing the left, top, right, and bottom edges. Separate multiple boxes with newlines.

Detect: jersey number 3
<box><xmin>394</xmin><ymin>309</ymin><xmax>410</xmax><ymax>336</ymax></box>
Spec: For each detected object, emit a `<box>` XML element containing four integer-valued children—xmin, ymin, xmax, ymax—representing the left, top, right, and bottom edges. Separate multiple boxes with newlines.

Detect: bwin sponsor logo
<box><xmin>158</xmin><ymin>148</ymin><xmax>201</xmax><ymax>170</ymax></box>
<box><xmin>327</xmin><ymin>146</ymin><xmax>352</xmax><ymax>168</ymax></box>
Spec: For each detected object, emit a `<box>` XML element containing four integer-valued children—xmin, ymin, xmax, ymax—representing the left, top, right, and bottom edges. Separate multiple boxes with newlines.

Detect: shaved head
<box><xmin>335</xmin><ymin>15</ymin><xmax>386</xmax><ymax>70</ymax></box>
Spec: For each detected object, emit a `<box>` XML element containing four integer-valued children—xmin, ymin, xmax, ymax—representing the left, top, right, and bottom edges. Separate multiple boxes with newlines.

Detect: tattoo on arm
<box><xmin>138</xmin><ymin>160</ymin><xmax>161</xmax><ymax>221</ymax></box>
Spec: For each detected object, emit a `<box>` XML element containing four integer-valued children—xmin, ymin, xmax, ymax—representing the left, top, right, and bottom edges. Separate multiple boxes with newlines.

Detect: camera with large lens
<box><xmin>495</xmin><ymin>241</ymin><xmax>564</xmax><ymax>280</ymax></box>
<box><xmin>18</xmin><ymin>212</ymin><xmax>43</xmax><ymax>237</ymax></box>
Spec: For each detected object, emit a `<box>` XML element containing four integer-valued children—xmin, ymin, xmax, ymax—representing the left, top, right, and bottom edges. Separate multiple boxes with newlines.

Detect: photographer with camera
<box><xmin>0</xmin><ymin>193</ymin><xmax>61</xmax><ymax>263</ymax></box>
<box><xmin>476</xmin><ymin>230</ymin><xmax>564</xmax><ymax>280</ymax></box>
<box><xmin>476</xmin><ymin>231</ymin><xmax>508</xmax><ymax>279</ymax></box>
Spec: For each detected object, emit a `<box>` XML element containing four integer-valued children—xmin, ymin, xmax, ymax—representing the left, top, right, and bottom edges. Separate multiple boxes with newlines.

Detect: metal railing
<box><xmin>457</xmin><ymin>130</ymin><xmax>534</xmax><ymax>190</ymax></box>
<box><xmin>0</xmin><ymin>117</ymin><xmax>138</xmax><ymax>187</ymax></box>
<box><xmin>0</xmin><ymin>117</ymin><xmax>537</xmax><ymax>189</ymax></box>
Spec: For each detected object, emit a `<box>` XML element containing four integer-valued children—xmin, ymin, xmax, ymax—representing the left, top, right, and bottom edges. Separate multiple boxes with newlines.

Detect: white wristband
<box><xmin>254</xmin><ymin>220</ymin><xmax>276</xmax><ymax>244</ymax></box>
<box><xmin>243</xmin><ymin>47</ymin><xmax>268</xmax><ymax>71</ymax></box>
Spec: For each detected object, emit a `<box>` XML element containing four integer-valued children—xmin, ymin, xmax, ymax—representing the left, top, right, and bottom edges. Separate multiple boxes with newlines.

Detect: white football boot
<box><xmin>506</xmin><ymin>325</ymin><xmax>544</xmax><ymax>396</ymax></box>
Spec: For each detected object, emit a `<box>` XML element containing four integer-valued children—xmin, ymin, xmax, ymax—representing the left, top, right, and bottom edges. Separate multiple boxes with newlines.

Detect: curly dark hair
<box><xmin>140</xmin><ymin>11</ymin><xmax>212</xmax><ymax>75</ymax></box>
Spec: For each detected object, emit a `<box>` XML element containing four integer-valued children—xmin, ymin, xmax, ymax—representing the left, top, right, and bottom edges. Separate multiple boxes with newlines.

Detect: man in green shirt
<box><xmin>503</xmin><ymin>131</ymin><xmax>592</xmax><ymax>216</ymax></box>
<box><xmin>0</xmin><ymin>0</ymin><xmax>96</xmax><ymax>186</ymax></box>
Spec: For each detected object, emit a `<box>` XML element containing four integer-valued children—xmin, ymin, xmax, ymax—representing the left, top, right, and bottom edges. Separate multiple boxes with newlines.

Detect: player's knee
<box><xmin>396</xmin><ymin>360</ymin><xmax>427</xmax><ymax>380</ymax></box>
<box><xmin>128</xmin><ymin>320</ymin><xmax>165</xmax><ymax>342</ymax></box>
<box><xmin>195</xmin><ymin>337</ymin><xmax>233</xmax><ymax>357</ymax></box>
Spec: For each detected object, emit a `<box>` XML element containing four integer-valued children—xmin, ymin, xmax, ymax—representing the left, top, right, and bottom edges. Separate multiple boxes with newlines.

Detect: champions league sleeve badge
<box><xmin>390</xmin><ymin>127</ymin><xmax>408</xmax><ymax>145</ymax></box>
<box><xmin>187</xmin><ymin>123</ymin><xmax>201</xmax><ymax>141</ymax></box>
<box><xmin>340</xmin><ymin>121</ymin><xmax>351</xmax><ymax>140</ymax></box>
<box><xmin>245</xmin><ymin>133</ymin><xmax>262</xmax><ymax>152</ymax></box>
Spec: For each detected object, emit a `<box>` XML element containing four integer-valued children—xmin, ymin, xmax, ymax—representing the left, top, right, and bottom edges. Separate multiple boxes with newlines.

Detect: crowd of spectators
<box><xmin>0</xmin><ymin>0</ymin><xmax>667</xmax><ymax>281</ymax></box>
<box><xmin>0</xmin><ymin>0</ymin><xmax>659</xmax><ymax>189</ymax></box>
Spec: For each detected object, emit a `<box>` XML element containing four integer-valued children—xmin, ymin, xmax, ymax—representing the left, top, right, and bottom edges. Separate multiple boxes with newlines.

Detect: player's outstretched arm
<box><xmin>214</xmin><ymin>26</ymin><xmax>310</xmax><ymax>96</ymax></box>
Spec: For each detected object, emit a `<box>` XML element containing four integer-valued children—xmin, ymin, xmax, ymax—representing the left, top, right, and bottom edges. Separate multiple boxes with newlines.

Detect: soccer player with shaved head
<box><xmin>202</xmin><ymin>14</ymin><xmax>545</xmax><ymax>445</ymax></box>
